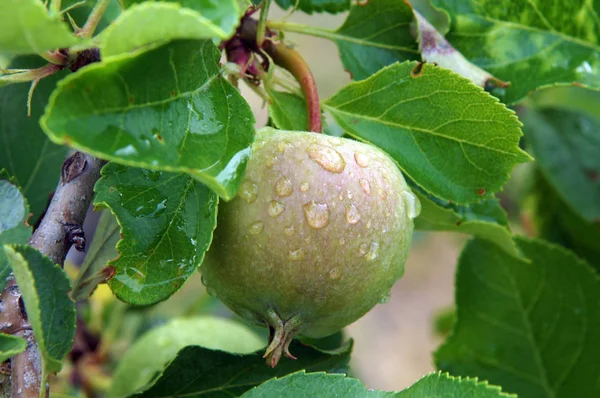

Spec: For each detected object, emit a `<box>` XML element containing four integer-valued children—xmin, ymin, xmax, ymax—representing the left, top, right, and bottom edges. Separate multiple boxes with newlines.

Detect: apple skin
<box><xmin>201</xmin><ymin>127</ymin><xmax>419</xmax><ymax>365</ymax></box>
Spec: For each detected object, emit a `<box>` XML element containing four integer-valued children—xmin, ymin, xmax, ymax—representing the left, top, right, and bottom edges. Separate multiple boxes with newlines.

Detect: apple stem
<box><xmin>263</xmin><ymin>309</ymin><xmax>302</xmax><ymax>367</ymax></box>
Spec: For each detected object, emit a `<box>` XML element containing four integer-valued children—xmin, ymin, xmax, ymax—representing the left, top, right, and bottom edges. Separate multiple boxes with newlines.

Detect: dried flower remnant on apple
<box><xmin>202</xmin><ymin>128</ymin><xmax>420</xmax><ymax>366</ymax></box>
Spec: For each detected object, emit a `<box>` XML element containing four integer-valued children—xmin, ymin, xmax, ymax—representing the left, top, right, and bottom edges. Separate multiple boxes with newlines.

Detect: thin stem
<box><xmin>38</xmin><ymin>50</ymin><xmax>68</xmax><ymax>65</ymax></box>
<box><xmin>49</xmin><ymin>0</ymin><xmax>62</xmax><ymax>14</ymax></box>
<box><xmin>256</xmin><ymin>0</ymin><xmax>272</xmax><ymax>46</ymax></box>
<box><xmin>268</xmin><ymin>20</ymin><xmax>420</xmax><ymax>54</ymax></box>
<box><xmin>79</xmin><ymin>0</ymin><xmax>111</xmax><ymax>38</ymax></box>
<box><xmin>0</xmin><ymin>63</ymin><xmax>63</xmax><ymax>84</ymax></box>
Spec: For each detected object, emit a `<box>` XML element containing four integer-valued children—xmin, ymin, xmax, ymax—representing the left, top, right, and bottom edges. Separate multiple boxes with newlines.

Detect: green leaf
<box><xmin>432</xmin><ymin>0</ymin><xmax>600</xmax><ymax>104</ymax></box>
<box><xmin>70</xmin><ymin>210</ymin><xmax>120</xmax><ymax>301</ymax></box>
<box><xmin>110</xmin><ymin>316</ymin><xmax>264</xmax><ymax>397</ymax></box>
<box><xmin>324</xmin><ymin>61</ymin><xmax>531</xmax><ymax>204</ymax></box>
<box><xmin>3</xmin><ymin>245</ymin><xmax>76</xmax><ymax>376</ymax></box>
<box><xmin>415</xmin><ymin>10</ymin><xmax>506</xmax><ymax>89</ymax></box>
<box><xmin>0</xmin><ymin>333</ymin><xmax>27</xmax><ymax>363</ymax></box>
<box><xmin>41</xmin><ymin>40</ymin><xmax>255</xmax><ymax>200</ymax></box>
<box><xmin>0</xmin><ymin>56</ymin><xmax>69</xmax><ymax>219</ymax></box>
<box><xmin>275</xmin><ymin>0</ymin><xmax>350</xmax><ymax>14</ymax></box>
<box><xmin>436</xmin><ymin>237</ymin><xmax>600</xmax><ymax>398</ymax></box>
<box><xmin>414</xmin><ymin>189</ymin><xmax>521</xmax><ymax>258</ymax></box>
<box><xmin>241</xmin><ymin>371</ymin><xmax>512</xmax><ymax>397</ymax></box>
<box><xmin>267</xmin><ymin>89</ymin><xmax>309</xmax><ymax>131</ymax></box>
<box><xmin>132</xmin><ymin>339</ymin><xmax>353</xmax><ymax>397</ymax></box>
<box><xmin>520</xmin><ymin>99</ymin><xmax>600</xmax><ymax>222</ymax></box>
<box><xmin>532</xmin><ymin>169</ymin><xmax>600</xmax><ymax>271</ymax></box>
<box><xmin>97</xmin><ymin>2</ymin><xmax>240</xmax><ymax>57</ymax></box>
<box><xmin>94</xmin><ymin>163</ymin><xmax>218</xmax><ymax>305</ymax></box>
<box><xmin>0</xmin><ymin>0</ymin><xmax>81</xmax><ymax>54</ymax></box>
<box><xmin>333</xmin><ymin>0</ymin><xmax>418</xmax><ymax>80</ymax></box>
<box><xmin>121</xmin><ymin>0</ymin><xmax>242</xmax><ymax>36</ymax></box>
<box><xmin>0</xmin><ymin>171</ymin><xmax>32</xmax><ymax>291</ymax></box>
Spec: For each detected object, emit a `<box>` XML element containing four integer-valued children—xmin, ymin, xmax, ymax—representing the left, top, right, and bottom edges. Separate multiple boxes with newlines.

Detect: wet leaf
<box><xmin>94</xmin><ymin>163</ymin><xmax>218</xmax><ymax>305</ymax></box>
<box><xmin>3</xmin><ymin>245</ymin><xmax>76</xmax><ymax>377</ymax></box>
<box><xmin>324</xmin><ymin>61</ymin><xmax>531</xmax><ymax>204</ymax></box>
<box><xmin>110</xmin><ymin>316</ymin><xmax>264</xmax><ymax>397</ymax></box>
<box><xmin>41</xmin><ymin>40</ymin><xmax>255</xmax><ymax>200</ymax></box>
<box><xmin>267</xmin><ymin>89</ymin><xmax>309</xmax><ymax>131</ymax></box>
<box><xmin>432</xmin><ymin>0</ymin><xmax>600</xmax><ymax>104</ymax></box>
<box><xmin>436</xmin><ymin>238</ymin><xmax>600</xmax><ymax>398</ymax></box>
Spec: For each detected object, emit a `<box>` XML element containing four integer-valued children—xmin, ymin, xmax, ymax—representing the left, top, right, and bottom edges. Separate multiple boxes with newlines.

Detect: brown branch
<box><xmin>2</xmin><ymin>152</ymin><xmax>104</xmax><ymax>397</ymax></box>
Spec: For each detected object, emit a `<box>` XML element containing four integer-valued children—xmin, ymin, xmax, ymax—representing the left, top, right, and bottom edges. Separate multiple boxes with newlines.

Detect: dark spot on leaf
<box><xmin>155</xmin><ymin>133</ymin><xmax>164</xmax><ymax>143</ymax></box>
<box><xmin>170</xmin><ymin>91</ymin><xmax>176</xmax><ymax>96</ymax></box>
<box><xmin>411</xmin><ymin>62</ymin><xmax>424</xmax><ymax>77</ymax></box>
<box><xmin>129</xmin><ymin>96</ymin><xmax>134</xmax><ymax>104</ymax></box>
<box><xmin>108</xmin><ymin>187</ymin><xmax>115</xmax><ymax>192</ymax></box>
<box><xmin>477</xmin><ymin>188</ymin><xmax>486</xmax><ymax>196</ymax></box>
<box><xmin>572</xmin><ymin>82</ymin><xmax>585</xmax><ymax>88</ymax></box>
<box><xmin>357</xmin><ymin>0</ymin><xmax>370</xmax><ymax>5</ymax></box>
<box><xmin>353</xmin><ymin>119</ymin><xmax>358</xmax><ymax>124</ymax></box>
<box><xmin>455</xmin><ymin>221</ymin><xmax>462</xmax><ymax>226</ymax></box>
<box><xmin>585</xmin><ymin>169</ymin><xmax>598</xmax><ymax>182</ymax></box>
<box><xmin>84</xmin><ymin>87</ymin><xmax>91</xmax><ymax>94</ymax></box>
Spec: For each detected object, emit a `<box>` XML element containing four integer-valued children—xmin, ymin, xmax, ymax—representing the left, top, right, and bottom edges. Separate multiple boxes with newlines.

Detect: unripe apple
<box><xmin>201</xmin><ymin>127</ymin><xmax>420</xmax><ymax>366</ymax></box>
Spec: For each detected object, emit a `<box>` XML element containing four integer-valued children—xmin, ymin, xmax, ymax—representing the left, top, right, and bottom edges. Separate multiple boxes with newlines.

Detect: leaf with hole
<box><xmin>41</xmin><ymin>40</ymin><xmax>255</xmax><ymax>200</ymax></box>
<box><xmin>324</xmin><ymin>61</ymin><xmax>531</xmax><ymax>204</ymax></box>
<box><xmin>94</xmin><ymin>163</ymin><xmax>218</xmax><ymax>305</ymax></box>
<box><xmin>436</xmin><ymin>237</ymin><xmax>600</xmax><ymax>397</ymax></box>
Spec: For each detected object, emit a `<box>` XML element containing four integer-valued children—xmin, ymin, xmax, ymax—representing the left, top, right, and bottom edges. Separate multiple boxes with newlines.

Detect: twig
<box><xmin>78</xmin><ymin>0</ymin><xmax>112</xmax><ymax>38</ymax></box>
<box><xmin>2</xmin><ymin>152</ymin><xmax>104</xmax><ymax>397</ymax></box>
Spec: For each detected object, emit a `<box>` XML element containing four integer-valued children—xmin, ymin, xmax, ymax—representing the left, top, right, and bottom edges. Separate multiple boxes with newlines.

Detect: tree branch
<box><xmin>2</xmin><ymin>152</ymin><xmax>104</xmax><ymax>397</ymax></box>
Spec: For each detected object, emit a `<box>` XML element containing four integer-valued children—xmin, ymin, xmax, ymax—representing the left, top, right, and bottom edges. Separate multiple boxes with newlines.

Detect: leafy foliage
<box><xmin>97</xmin><ymin>1</ymin><xmax>242</xmax><ymax>57</ymax></box>
<box><xmin>436</xmin><ymin>238</ymin><xmax>600</xmax><ymax>398</ymax></box>
<box><xmin>433</xmin><ymin>0</ymin><xmax>600</xmax><ymax>104</ymax></box>
<box><xmin>0</xmin><ymin>334</ymin><xmax>27</xmax><ymax>363</ymax></box>
<box><xmin>0</xmin><ymin>0</ymin><xmax>81</xmax><ymax>54</ymax></box>
<box><xmin>110</xmin><ymin>316</ymin><xmax>264</xmax><ymax>397</ymax></box>
<box><xmin>94</xmin><ymin>163</ymin><xmax>218</xmax><ymax>305</ymax></box>
<box><xmin>267</xmin><ymin>89</ymin><xmax>309</xmax><ymax>131</ymax></box>
<box><xmin>2</xmin><ymin>245</ymin><xmax>75</xmax><ymax>375</ymax></box>
<box><xmin>41</xmin><ymin>40</ymin><xmax>255</xmax><ymax>200</ymax></box>
<box><xmin>241</xmin><ymin>371</ymin><xmax>513</xmax><ymax>397</ymax></box>
<box><xmin>274</xmin><ymin>0</ymin><xmax>350</xmax><ymax>14</ymax></box>
<box><xmin>0</xmin><ymin>171</ymin><xmax>31</xmax><ymax>291</ymax></box>
<box><xmin>0</xmin><ymin>57</ymin><xmax>69</xmax><ymax>218</ymax></box>
<box><xmin>332</xmin><ymin>0</ymin><xmax>418</xmax><ymax>80</ymax></box>
<box><xmin>324</xmin><ymin>61</ymin><xmax>531</xmax><ymax>204</ymax></box>
<box><xmin>133</xmin><ymin>340</ymin><xmax>353</xmax><ymax>396</ymax></box>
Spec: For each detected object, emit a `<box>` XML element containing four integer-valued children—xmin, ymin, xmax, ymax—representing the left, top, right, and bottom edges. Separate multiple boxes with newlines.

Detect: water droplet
<box><xmin>346</xmin><ymin>189</ymin><xmax>354</xmax><ymax>200</ymax></box>
<box><xmin>354</xmin><ymin>152</ymin><xmax>369</xmax><ymax>168</ymax></box>
<box><xmin>402</xmin><ymin>191</ymin><xmax>421</xmax><ymax>219</ymax></box>
<box><xmin>365</xmin><ymin>242</ymin><xmax>379</xmax><ymax>261</ymax></box>
<box><xmin>275</xmin><ymin>176</ymin><xmax>293</xmax><ymax>197</ymax></box>
<box><xmin>300</xmin><ymin>182</ymin><xmax>310</xmax><ymax>192</ymax></box>
<box><xmin>307</xmin><ymin>144</ymin><xmax>345</xmax><ymax>173</ymax></box>
<box><xmin>339</xmin><ymin>237</ymin><xmax>346</xmax><ymax>245</ymax></box>
<box><xmin>268</xmin><ymin>201</ymin><xmax>285</xmax><ymax>218</ymax></box>
<box><xmin>288</xmin><ymin>248</ymin><xmax>305</xmax><ymax>261</ymax></box>
<box><xmin>345</xmin><ymin>204</ymin><xmax>361</xmax><ymax>224</ymax></box>
<box><xmin>379</xmin><ymin>291</ymin><xmax>391</xmax><ymax>304</ymax></box>
<box><xmin>284</xmin><ymin>225</ymin><xmax>295</xmax><ymax>236</ymax></box>
<box><xmin>359</xmin><ymin>243</ymin><xmax>368</xmax><ymax>256</ymax></box>
<box><xmin>359</xmin><ymin>178</ymin><xmax>370</xmax><ymax>194</ymax></box>
<box><xmin>302</xmin><ymin>201</ymin><xmax>330</xmax><ymax>229</ymax></box>
<box><xmin>328</xmin><ymin>267</ymin><xmax>341</xmax><ymax>280</ymax></box>
<box><xmin>248</xmin><ymin>221</ymin><xmax>264</xmax><ymax>235</ymax></box>
<box><xmin>239</xmin><ymin>180</ymin><xmax>258</xmax><ymax>203</ymax></box>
